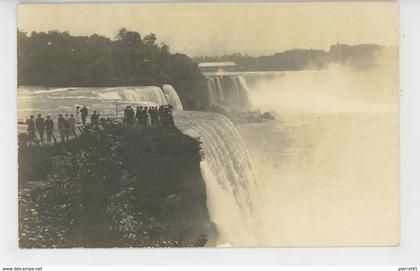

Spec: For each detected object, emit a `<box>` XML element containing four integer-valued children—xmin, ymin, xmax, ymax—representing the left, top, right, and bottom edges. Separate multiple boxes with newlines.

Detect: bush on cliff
<box><xmin>19</xmin><ymin>124</ymin><xmax>212</xmax><ymax>248</ymax></box>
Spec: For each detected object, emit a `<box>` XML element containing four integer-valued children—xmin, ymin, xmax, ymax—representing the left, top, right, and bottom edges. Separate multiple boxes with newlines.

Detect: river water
<box><xmin>238</xmin><ymin>111</ymin><xmax>399</xmax><ymax>246</ymax></box>
<box><xmin>235</xmin><ymin>62</ymin><xmax>399</xmax><ymax>246</ymax></box>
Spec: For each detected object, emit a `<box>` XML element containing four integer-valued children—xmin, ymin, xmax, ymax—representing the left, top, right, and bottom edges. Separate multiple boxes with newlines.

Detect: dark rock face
<box><xmin>18</xmin><ymin>124</ymin><xmax>213</xmax><ymax>248</ymax></box>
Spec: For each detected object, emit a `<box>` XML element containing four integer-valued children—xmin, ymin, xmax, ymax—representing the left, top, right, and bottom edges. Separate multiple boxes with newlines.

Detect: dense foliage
<box><xmin>17</xmin><ymin>28</ymin><xmax>208</xmax><ymax>109</ymax></box>
<box><xmin>193</xmin><ymin>44</ymin><xmax>383</xmax><ymax>71</ymax></box>
<box><xmin>19</xmin><ymin>124</ymin><xmax>213</xmax><ymax>247</ymax></box>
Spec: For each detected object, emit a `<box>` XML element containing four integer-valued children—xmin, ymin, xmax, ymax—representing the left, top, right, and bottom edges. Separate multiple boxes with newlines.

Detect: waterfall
<box><xmin>101</xmin><ymin>86</ymin><xmax>168</xmax><ymax>106</ymax></box>
<box><xmin>205</xmin><ymin>72</ymin><xmax>283</xmax><ymax>111</ymax></box>
<box><xmin>162</xmin><ymin>84</ymin><xmax>184</xmax><ymax>111</ymax></box>
<box><xmin>18</xmin><ymin>85</ymin><xmax>183</xmax><ymax>120</ymax></box>
<box><xmin>174</xmin><ymin>111</ymin><xmax>263</xmax><ymax>246</ymax></box>
<box><xmin>207</xmin><ymin>75</ymin><xmax>250</xmax><ymax>111</ymax></box>
<box><xmin>237</xmin><ymin>76</ymin><xmax>251</xmax><ymax>109</ymax></box>
<box><xmin>206</xmin><ymin>79</ymin><xmax>217</xmax><ymax>106</ymax></box>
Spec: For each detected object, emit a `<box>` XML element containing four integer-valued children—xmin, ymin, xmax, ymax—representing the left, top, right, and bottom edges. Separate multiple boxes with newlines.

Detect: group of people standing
<box><xmin>123</xmin><ymin>105</ymin><xmax>174</xmax><ymax>127</ymax></box>
<box><xmin>78</xmin><ymin>105</ymin><xmax>95</xmax><ymax>126</ymax></box>
<box><xmin>26</xmin><ymin>113</ymin><xmax>77</xmax><ymax>144</ymax></box>
<box><xmin>25</xmin><ymin>104</ymin><xmax>175</xmax><ymax>145</ymax></box>
<box><xmin>76</xmin><ymin>105</ymin><xmax>101</xmax><ymax>126</ymax></box>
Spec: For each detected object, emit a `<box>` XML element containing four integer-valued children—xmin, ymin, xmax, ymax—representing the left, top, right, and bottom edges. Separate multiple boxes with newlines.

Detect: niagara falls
<box><xmin>15</xmin><ymin>2</ymin><xmax>399</xmax><ymax>250</ymax></box>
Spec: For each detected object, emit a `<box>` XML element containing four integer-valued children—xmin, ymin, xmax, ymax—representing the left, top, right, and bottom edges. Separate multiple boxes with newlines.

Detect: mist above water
<box><xmin>248</xmin><ymin>49</ymin><xmax>398</xmax><ymax>114</ymax></box>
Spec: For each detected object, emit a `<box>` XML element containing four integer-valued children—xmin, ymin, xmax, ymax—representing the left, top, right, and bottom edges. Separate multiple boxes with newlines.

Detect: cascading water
<box><xmin>207</xmin><ymin>75</ymin><xmax>250</xmax><ymax>111</ymax></box>
<box><xmin>18</xmin><ymin>85</ymin><xmax>172</xmax><ymax>120</ymax></box>
<box><xmin>162</xmin><ymin>84</ymin><xmax>184</xmax><ymax>111</ymax></box>
<box><xmin>206</xmin><ymin>72</ymin><xmax>283</xmax><ymax>111</ymax></box>
<box><xmin>174</xmin><ymin>111</ymin><xmax>263</xmax><ymax>246</ymax></box>
<box><xmin>102</xmin><ymin>86</ymin><xmax>168</xmax><ymax>106</ymax></box>
<box><xmin>18</xmin><ymin>84</ymin><xmax>263</xmax><ymax>245</ymax></box>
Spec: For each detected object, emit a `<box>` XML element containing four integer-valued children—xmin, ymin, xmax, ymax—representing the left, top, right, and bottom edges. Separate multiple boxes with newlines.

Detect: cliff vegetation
<box><xmin>18</xmin><ymin>124</ymin><xmax>213</xmax><ymax>248</ymax></box>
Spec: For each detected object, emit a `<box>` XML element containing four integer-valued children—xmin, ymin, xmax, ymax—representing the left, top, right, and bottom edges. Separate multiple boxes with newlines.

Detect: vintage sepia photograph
<box><xmin>17</xmin><ymin>2</ymin><xmax>399</xmax><ymax>248</ymax></box>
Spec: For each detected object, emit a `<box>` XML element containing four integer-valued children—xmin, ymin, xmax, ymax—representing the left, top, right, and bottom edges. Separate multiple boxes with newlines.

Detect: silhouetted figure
<box><xmin>135</xmin><ymin>107</ymin><xmax>141</xmax><ymax>124</ymax></box>
<box><xmin>26</xmin><ymin>115</ymin><xmax>36</xmax><ymax>143</ymax></box>
<box><xmin>99</xmin><ymin>117</ymin><xmax>107</xmax><ymax>127</ymax></box>
<box><xmin>159</xmin><ymin>105</ymin><xmax>174</xmax><ymax>126</ymax></box>
<box><xmin>97</xmin><ymin>112</ymin><xmax>101</xmax><ymax>125</ymax></box>
<box><xmin>91</xmin><ymin>110</ymin><xmax>100</xmax><ymax>126</ymax></box>
<box><xmin>35</xmin><ymin>114</ymin><xmax>45</xmax><ymax>143</ymax></box>
<box><xmin>144</xmin><ymin>107</ymin><xmax>150</xmax><ymax>126</ymax></box>
<box><xmin>80</xmin><ymin>106</ymin><xmax>88</xmax><ymax>126</ymax></box>
<box><xmin>57</xmin><ymin>114</ymin><xmax>65</xmax><ymax>142</ymax></box>
<box><xmin>64</xmin><ymin>114</ymin><xmax>70</xmax><ymax>141</ymax></box>
<box><xmin>158</xmin><ymin>105</ymin><xmax>166</xmax><ymax>125</ymax></box>
<box><xmin>142</xmin><ymin>106</ymin><xmax>148</xmax><ymax>125</ymax></box>
<box><xmin>165</xmin><ymin>105</ymin><xmax>174</xmax><ymax>126</ymax></box>
<box><xmin>69</xmin><ymin>114</ymin><xmax>76</xmax><ymax>137</ymax></box>
<box><xmin>156</xmin><ymin>106</ymin><xmax>162</xmax><ymax>126</ymax></box>
<box><xmin>45</xmin><ymin>115</ymin><xmax>54</xmax><ymax>144</ymax></box>
<box><xmin>135</xmin><ymin>106</ymin><xmax>145</xmax><ymax>125</ymax></box>
<box><xmin>149</xmin><ymin>106</ymin><xmax>159</xmax><ymax>126</ymax></box>
<box><xmin>148</xmin><ymin>106</ymin><xmax>153</xmax><ymax>126</ymax></box>
<box><xmin>127</xmin><ymin>106</ymin><xmax>135</xmax><ymax>124</ymax></box>
<box><xmin>75</xmin><ymin>106</ymin><xmax>81</xmax><ymax>124</ymax></box>
<box><xmin>123</xmin><ymin>106</ymin><xmax>130</xmax><ymax>124</ymax></box>
<box><xmin>148</xmin><ymin>107</ymin><xmax>154</xmax><ymax>126</ymax></box>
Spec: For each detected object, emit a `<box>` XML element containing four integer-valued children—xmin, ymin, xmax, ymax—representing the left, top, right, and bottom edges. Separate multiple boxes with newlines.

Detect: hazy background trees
<box><xmin>193</xmin><ymin>44</ymin><xmax>383</xmax><ymax>71</ymax></box>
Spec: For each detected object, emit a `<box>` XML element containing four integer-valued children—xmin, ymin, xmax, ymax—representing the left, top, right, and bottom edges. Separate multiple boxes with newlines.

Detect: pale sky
<box><xmin>17</xmin><ymin>3</ymin><xmax>398</xmax><ymax>56</ymax></box>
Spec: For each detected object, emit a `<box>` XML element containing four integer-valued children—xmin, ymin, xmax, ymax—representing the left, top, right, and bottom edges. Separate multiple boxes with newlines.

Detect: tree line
<box><xmin>17</xmin><ymin>28</ymin><xmax>208</xmax><ymax>110</ymax></box>
<box><xmin>193</xmin><ymin>44</ymin><xmax>383</xmax><ymax>71</ymax></box>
